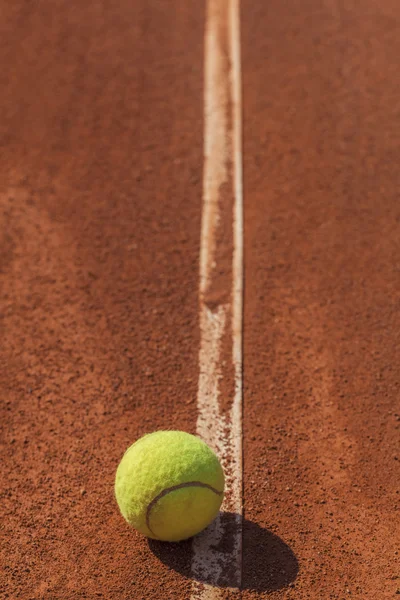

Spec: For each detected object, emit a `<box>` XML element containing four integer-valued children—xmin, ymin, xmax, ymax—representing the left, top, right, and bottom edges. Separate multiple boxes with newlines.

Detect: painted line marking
<box><xmin>191</xmin><ymin>0</ymin><xmax>243</xmax><ymax>597</ymax></box>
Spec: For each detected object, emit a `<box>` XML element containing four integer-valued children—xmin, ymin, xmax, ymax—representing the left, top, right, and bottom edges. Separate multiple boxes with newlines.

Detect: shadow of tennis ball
<box><xmin>148</xmin><ymin>511</ymin><xmax>299</xmax><ymax>592</ymax></box>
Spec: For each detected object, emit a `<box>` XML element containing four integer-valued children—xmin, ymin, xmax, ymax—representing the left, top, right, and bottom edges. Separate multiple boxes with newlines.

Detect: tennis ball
<box><xmin>114</xmin><ymin>430</ymin><xmax>224</xmax><ymax>542</ymax></box>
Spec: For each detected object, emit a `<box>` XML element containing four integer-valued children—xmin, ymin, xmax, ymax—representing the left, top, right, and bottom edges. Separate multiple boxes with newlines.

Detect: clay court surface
<box><xmin>1</xmin><ymin>0</ymin><xmax>400</xmax><ymax>598</ymax></box>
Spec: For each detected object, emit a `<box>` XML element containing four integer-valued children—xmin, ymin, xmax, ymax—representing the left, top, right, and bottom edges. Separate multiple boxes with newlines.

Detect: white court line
<box><xmin>191</xmin><ymin>0</ymin><xmax>243</xmax><ymax>597</ymax></box>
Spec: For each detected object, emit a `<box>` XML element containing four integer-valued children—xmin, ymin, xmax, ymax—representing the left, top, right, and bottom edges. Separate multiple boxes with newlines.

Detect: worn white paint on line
<box><xmin>191</xmin><ymin>0</ymin><xmax>243</xmax><ymax>597</ymax></box>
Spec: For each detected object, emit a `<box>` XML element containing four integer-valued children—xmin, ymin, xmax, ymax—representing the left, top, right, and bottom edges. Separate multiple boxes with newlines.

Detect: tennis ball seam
<box><xmin>146</xmin><ymin>481</ymin><xmax>223</xmax><ymax>537</ymax></box>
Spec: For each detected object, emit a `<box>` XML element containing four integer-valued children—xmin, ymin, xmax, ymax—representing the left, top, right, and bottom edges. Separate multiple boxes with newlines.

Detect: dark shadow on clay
<box><xmin>148</xmin><ymin>511</ymin><xmax>299</xmax><ymax>592</ymax></box>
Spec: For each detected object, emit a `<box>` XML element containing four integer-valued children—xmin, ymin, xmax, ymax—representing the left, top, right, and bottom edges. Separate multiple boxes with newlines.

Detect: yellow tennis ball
<box><xmin>114</xmin><ymin>430</ymin><xmax>224</xmax><ymax>542</ymax></box>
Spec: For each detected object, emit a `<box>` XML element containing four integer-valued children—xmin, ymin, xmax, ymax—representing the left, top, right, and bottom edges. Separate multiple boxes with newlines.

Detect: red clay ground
<box><xmin>1</xmin><ymin>0</ymin><xmax>399</xmax><ymax>599</ymax></box>
<box><xmin>1</xmin><ymin>1</ymin><xmax>203</xmax><ymax>598</ymax></box>
<box><xmin>243</xmin><ymin>1</ymin><xmax>400</xmax><ymax>597</ymax></box>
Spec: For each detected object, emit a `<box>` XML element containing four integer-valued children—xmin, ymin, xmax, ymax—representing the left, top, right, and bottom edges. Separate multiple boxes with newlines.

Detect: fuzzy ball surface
<box><xmin>114</xmin><ymin>430</ymin><xmax>225</xmax><ymax>542</ymax></box>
